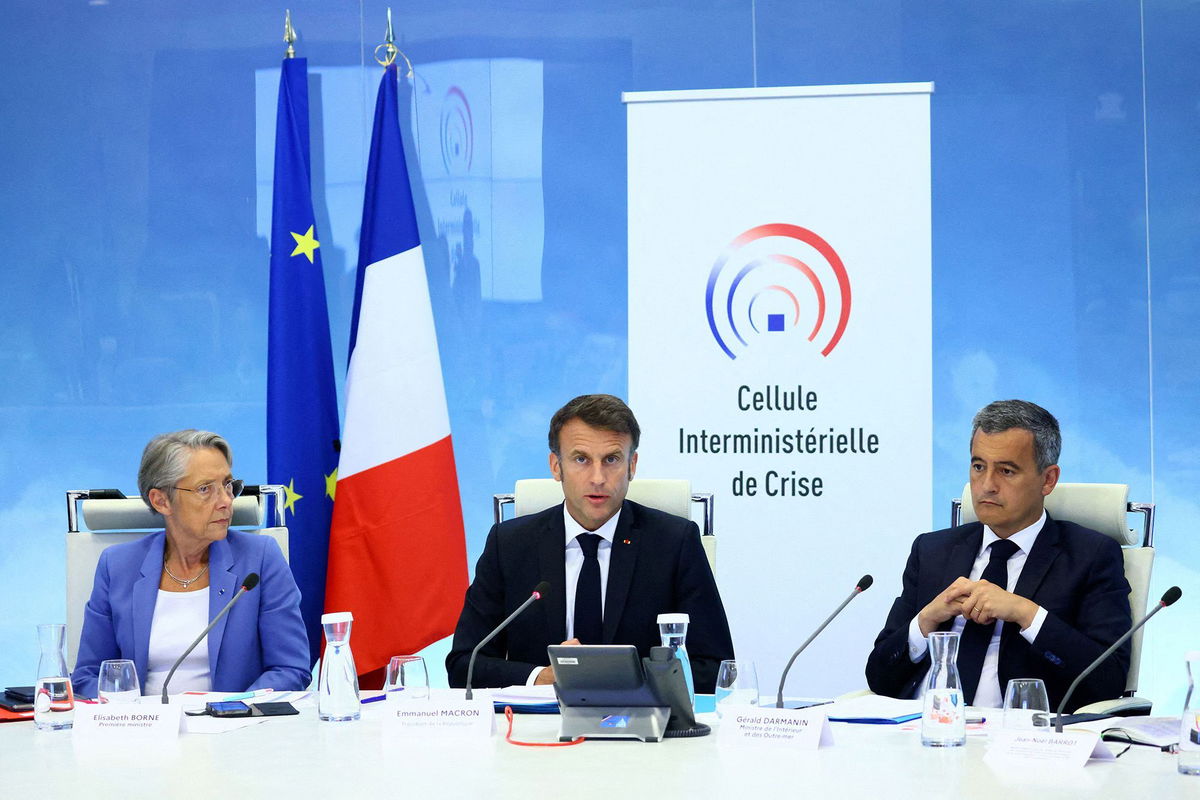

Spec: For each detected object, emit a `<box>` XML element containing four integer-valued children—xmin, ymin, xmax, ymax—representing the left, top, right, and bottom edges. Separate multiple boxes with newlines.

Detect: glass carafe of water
<box><xmin>921</xmin><ymin>630</ymin><xmax>965</xmax><ymax>747</ymax></box>
<box><xmin>318</xmin><ymin>612</ymin><xmax>360</xmax><ymax>722</ymax></box>
<box><xmin>657</xmin><ymin>613</ymin><xmax>695</xmax><ymax>707</ymax></box>
<box><xmin>1180</xmin><ymin>651</ymin><xmax>1200</xmax><ymax>775</ymax></box>
<box><xmin>34</xmin><ymin>623</ymin><xmax>75</xmax><ymax>731</ymax></box>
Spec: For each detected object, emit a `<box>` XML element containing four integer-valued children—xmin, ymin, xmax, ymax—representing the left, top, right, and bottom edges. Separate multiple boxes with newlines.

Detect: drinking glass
<box><xmin>1002</xmin><ymin>678</ymin><xmax>1051</xmax><ymax>730</ymax></box>
<box><xmin>714</xmin><ymin>659</ymin><xmax>758</xmax><ymax>718</ymax></box>
<box><xmin>384</xmin><ymin>655</ymin><xmax>429</xmax><ymax>701</ymax></box>
<box><xmin>98</xmin><ymin>659</ymin><xmax>141</xmax><ymax>703</ymax></box>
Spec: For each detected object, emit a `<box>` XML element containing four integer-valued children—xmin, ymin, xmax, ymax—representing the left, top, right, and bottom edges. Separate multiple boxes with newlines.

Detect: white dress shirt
<box><xmin>525</xmin><ymin>505</ymin><xmax>622</xmax><ymax>685</ymax></box>
<box><xmin>907</xmin><ymin>510</ymin><xmax>1050</xmax><ymax>707</ymax></box>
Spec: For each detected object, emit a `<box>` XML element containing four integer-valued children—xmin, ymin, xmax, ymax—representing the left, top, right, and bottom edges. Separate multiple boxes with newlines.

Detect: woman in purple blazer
<box><xmin>71</xmin><ymin>430</ymin><xmax>310</xmax><ymax>699</ymax></box>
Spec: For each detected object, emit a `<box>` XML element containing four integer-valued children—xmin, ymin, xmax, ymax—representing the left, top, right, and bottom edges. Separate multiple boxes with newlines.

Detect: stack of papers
<box><xmin>490</xmin><ymin>685</ymin><xmax>559</xmax><ymax>714</ymax></box>
<box><xmin>826</xmin><ymin>695</ymin><xmax>923</xmax><ymax>724</ymax></box>
<box><xmin>1070</xmin><ymin>716</ymin><xmax>1179</xmax><ymax>748</ymax></box>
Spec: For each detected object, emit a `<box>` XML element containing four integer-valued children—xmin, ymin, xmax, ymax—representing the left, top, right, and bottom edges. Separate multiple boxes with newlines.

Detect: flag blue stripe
<box><xmin>347</xmin><ymin>64</ymin><xmax>421</xmax><ymax>357</ymax></box>
<box><xmin>267</xmin><ymin>57</ymin><xmax>340</xmax><ymax>667</ymax></box>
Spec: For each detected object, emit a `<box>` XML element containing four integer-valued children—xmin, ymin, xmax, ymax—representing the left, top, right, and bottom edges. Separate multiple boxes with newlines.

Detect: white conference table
<box><xmin>3</xmin><ymin>701</ymin><xmax>1193</xmax><ymax>799</ymax></box>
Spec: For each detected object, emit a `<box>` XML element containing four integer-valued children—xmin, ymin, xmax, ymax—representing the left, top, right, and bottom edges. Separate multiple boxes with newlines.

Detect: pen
<box><xmin>361</xmin><ymin>694</ymin><xmax>388</xmax><ymax>704</ymax></box>
<box><xmin>221</xmin><ymin>688</ymin><xmax>274</xmax><ymax>702</ymax></box>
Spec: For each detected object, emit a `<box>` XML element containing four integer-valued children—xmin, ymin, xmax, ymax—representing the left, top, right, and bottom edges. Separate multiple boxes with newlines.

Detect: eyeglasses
<box><xmin>172</xmin><ymin>479</ymin><xmax>244</xmax><ymax>503</ymax></box>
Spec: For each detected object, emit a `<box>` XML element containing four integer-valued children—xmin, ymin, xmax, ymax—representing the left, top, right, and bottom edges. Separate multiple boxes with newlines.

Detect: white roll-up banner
<box><xmin>626</xmin><ymin>82</ymin><xmax>934</xmax><ymax>698</ymax></box>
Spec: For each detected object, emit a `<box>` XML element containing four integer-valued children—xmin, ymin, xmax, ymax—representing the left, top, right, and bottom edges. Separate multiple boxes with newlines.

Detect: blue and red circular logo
<box><xmin>440</xmin><ymin>86</ymin><xmax>473</xmax><ymax>175</ymax></box>
<box><xmin>705</xmin><ymin>224</ymin><xmax>852</xmax><ymax>360</ymax></box>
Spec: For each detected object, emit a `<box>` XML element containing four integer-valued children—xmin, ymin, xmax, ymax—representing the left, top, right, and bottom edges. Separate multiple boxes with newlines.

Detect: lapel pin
<box><xmin>623</xmin><ymin>539</ymin><xmax>632</xmax><ymax>545</ymax></box>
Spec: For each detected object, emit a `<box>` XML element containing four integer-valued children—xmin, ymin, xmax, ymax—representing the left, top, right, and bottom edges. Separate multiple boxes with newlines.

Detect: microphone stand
<box><xmin>161</xmin><ymin>576</ymin><xmax>258</xmax><ymax>703</ymax></box>
<box><xmin>465</xmin><ymin>584</ymin><xmax>547</xmax><ymax>700</ymax></box>
<box><xmin>1054</xmin><ymin>589</ymin><xmax>1179</xmax><ymax>732</ymax></box>
<box><xmin>776</xmin><ymin>577</ymin><xmax>872</xmax><ymax>708</ymax></box>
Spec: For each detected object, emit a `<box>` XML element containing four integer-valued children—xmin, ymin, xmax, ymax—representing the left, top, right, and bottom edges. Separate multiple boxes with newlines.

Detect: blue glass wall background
<box><xmin>1</xmin><ymin>0</ymin><xmax>1194</xmax><ymax>704</ymax></box>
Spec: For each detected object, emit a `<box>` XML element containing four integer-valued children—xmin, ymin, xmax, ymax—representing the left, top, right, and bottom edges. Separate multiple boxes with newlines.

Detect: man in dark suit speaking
<box><xmin>865</xmin><ymin>400</ymin><xmax>1132</xmax><ymax>711</ymax></box>
<box><xmin>447</xmin><ymin>394</ymin><xmax>734</xmax><ymax>692</ymax></box>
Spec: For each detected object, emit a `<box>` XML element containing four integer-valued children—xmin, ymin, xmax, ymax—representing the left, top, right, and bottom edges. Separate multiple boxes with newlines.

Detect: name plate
<box><xmin>73</xmin><ymin>703</ymin><xmax>182</xmax><ymax>741</ymax></box>
<box><xmin>718</xmin><ymin>707</ymin><xmax>834</xmax><ymax>749</ymax></box>
<box><xmin>381</xmin><ymin>696</ymin><xmax>494</xmax><ymax>740</ymax></box>
<box><xmin>985</xmin><ymin>728</ymin><xmax>1113</xmax><ymax>769</ymax></box>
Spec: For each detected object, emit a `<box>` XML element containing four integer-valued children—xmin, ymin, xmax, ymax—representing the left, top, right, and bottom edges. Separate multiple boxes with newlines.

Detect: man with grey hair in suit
<box><xmin>865</xmin><ymin>400</ymin><xmax>1132</xmax><ymax>711</ymax></box>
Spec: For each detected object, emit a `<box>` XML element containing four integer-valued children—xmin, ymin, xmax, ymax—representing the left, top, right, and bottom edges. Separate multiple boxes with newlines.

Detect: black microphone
<box><xmin>160</xmin><ymin>573</ymin><xmax>260</xmax><ymax>704</ymax></box>
<box><xmin>464</xmin><ymin>581</ymin><xmax>550</xmax><ymax>701</ymax></box>
<box><xmin>776</xmin><ymin>575</ymin><xmax>873</xmax><ymax>708</ymax></box>
<box><xmin>1054</xmin><ymin>586</ymin><xmax>1181</xmax><ymax>731</ymax></box>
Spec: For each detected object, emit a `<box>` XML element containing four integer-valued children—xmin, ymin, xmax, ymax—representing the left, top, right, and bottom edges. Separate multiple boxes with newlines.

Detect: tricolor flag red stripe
<box><xmin>326</xmin><ymin>62</ymin><xmax>468</xmax><ymax>684</ymax></box>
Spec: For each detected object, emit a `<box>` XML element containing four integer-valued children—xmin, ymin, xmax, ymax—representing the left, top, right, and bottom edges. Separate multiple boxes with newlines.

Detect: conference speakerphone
<box><xmin>549</xmin><ymin>644</ymin><xmax>709</xmax><ymax>742</ymax></box>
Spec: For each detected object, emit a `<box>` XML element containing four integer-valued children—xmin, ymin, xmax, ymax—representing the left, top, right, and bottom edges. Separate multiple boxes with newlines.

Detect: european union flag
<box><xmin>267</xmin><ymin>57</ymin><xmax>340</xmax><ymax>667</ymax></box>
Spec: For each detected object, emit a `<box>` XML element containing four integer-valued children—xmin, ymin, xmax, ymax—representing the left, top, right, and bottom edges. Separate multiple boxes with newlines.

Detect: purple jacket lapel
<box><xmin>132</xmin><ymin>533</ymin><xmax>166</xmax><ymax>684</ymax></box>
<box><xmin>206</xmin><ymin>537</ymin><xmax>238</xmax><ymax>680</ymax></box>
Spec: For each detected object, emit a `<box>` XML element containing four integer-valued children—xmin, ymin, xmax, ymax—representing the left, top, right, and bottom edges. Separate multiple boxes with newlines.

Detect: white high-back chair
<box><xmin>64</xmin><ymin>485</ymin><xmax>290</xmax><ymax>670</ymax></box>
<box><xmin>492</xmin><ymin>478</ymin><xmax>717</xmax><ymax>570</ymax></box>
<box><xmin>954</xmin><ymin>482</ymin><xmax>1155</xmax><ymax>715</ymax></box>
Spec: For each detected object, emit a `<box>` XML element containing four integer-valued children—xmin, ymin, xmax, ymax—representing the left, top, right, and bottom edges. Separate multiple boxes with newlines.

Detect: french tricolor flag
<box><xmin>326</xmin><ymin>63</ymin><xmax>468</xmax><ymax>685</ymax></box>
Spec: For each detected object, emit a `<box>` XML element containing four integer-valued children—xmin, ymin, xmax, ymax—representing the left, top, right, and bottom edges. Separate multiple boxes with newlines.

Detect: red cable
<box><xmin>503</xmin><ymin>706</ymin><xmax>586</xmax><ymax>747</ymax></box>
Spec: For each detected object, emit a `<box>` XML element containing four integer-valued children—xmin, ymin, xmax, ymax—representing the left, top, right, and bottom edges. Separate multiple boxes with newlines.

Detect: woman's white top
<box><xmin>143</xmin><ymin>587</ymin><xmax>212</xmax><ymax>696</ymax></box>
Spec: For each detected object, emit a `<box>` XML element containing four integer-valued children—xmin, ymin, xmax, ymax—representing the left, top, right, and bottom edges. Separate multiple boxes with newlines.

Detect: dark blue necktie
<box><xmin>574</xmin><ymin>533</ymin><xmax>603</xmax><ymax>644</ymax></box>
<box><xmin>958</xmin><ymin>538</ymin><xmax>1020</xmax><ymax>705</ymax></box>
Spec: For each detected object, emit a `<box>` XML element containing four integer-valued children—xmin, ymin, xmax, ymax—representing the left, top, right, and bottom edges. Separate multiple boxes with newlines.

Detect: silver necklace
<box><xmin>163</xmin><ymin>559</ymin><xmax>208</xmax><ymax>589</ymax></box>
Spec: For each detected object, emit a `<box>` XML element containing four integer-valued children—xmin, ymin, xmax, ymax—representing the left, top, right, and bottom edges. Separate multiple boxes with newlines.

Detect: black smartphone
<box><xmin>205</xmin><ymin>700</ymin><xmax>253</xmax><ymax>717</ymax></box>
<box><xmin>0</xmin><ymin>698</ymin><xmax>34</xmax><ymax>713</ymax></box>
<box><xmin>251</xmin><ymin>701</ymin><xmax>299</xmax><ymax>717</ymax></box>
<box><xmin>4</xmin><ymin>687</ymin><xmax>36</xmax><ymax>703</ymax></box>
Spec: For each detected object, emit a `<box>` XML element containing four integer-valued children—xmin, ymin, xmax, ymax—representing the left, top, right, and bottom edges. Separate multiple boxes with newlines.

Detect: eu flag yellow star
<box><xmin>290</xmin><ymin>225</ymin><xmax>321</xmax><ymax>263</ymax></box>
<box><xmin>283</xmin><ymin>478</ymin><xmax>303</xmax><ymax>518</ymax></box>
<box><xmin>325</xmin><ymin>469</ymin><xmax>338</xmax><ymax>501</ymax></box>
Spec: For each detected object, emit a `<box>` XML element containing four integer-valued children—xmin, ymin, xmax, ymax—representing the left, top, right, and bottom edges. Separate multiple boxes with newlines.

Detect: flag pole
<box><xmin>283</xmin><ymin>9</ymin><xmax>296</xmax><ymax>59</ymax></box>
